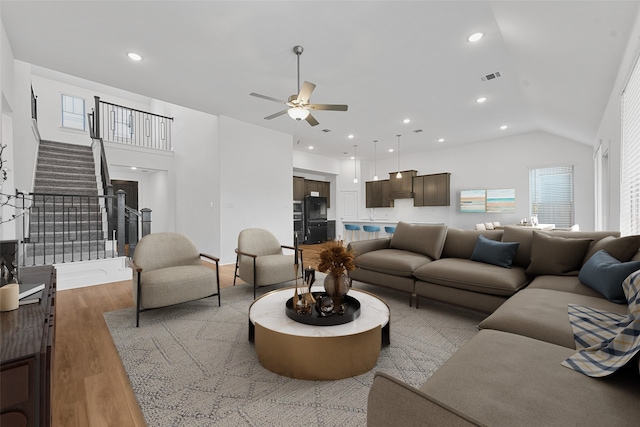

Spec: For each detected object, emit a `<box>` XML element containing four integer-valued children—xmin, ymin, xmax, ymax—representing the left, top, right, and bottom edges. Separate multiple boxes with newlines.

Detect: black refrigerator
<box><xmin>304</xmin><ymin>196</ymin><xmax>327</xmax><ymax>244</ymax></box>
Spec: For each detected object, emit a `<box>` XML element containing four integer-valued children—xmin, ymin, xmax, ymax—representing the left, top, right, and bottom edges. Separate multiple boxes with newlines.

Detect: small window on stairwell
<box><xmin>110</xmin><ymin>105</ymin><xmax>135</xmax><ymax>142</ymax></box>
<box><xmin>61</xmin><ymin>94</ymin><xmax>86</xmax><ymax>131</ymax></box>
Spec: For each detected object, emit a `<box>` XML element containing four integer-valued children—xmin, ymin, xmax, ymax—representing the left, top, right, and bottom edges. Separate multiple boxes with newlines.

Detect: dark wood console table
<box><xmin>1</xmin><ymin>265</ymin><xmax>56</xmax><ymax>427</ymax></box>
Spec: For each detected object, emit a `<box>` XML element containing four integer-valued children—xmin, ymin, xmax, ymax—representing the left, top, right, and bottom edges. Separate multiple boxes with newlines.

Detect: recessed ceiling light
<box><xmin>500</xmin><ymin>125</ymin><xmax>508</xmax><ymax>130</ymax></box>
<box><xmin>127</xmin><ymin>52</ymin><xmax>142</xmax><ymax>61</ymax></box>
<box><xmin>468</xmin><ymin>32</ymin><xmax>484</xmax><ymax>42</ymax></box>
<box><xmin>476</xmin><ymin>97</ymin><xmax>487</xmax><ymax>103</ymax></box>
<box><xmin>131</xmin><ymin>166</ymin><xmax>137</xmax><ymax>170</ymax></box>
<box><xmin>438</xmin><ymin>138</ymin><xmax>445</xmax><ymax>143</ymax></box>
<box><xmin>388</xmin><ymin>148</ymin><xmax>394</xmax><ymax>153</ymax></box>
<box><xmin>403</xmin><ymin>118</ymin><xmax>411</xmax><ymax>124</ymax></box>
<box><xmin>348</xmin><ymin>134</ymin><xmax>354</xmax><ymax>139</ymax></box>
<box><xmin>308</xmin><ymin>146</ymin><xmax>314</xmax><ymax>150</ymax></box>
<box><xmin>350</xmin><ymin>156</ymin><xmax>355</xmax><ymax>160</ymax></box>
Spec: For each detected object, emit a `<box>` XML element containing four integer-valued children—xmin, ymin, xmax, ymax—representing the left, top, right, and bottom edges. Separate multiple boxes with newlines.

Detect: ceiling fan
<box><xmin>250</xmin><ymin>45</ymin><xmax>348</xmax><ymax>126</ymax></box>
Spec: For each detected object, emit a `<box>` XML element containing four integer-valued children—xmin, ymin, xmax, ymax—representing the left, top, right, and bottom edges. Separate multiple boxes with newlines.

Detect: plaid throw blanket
<box><xmin>562</xmin><ymin>269</ymin><xmax>640</xmax><ymax>377</ymax></box>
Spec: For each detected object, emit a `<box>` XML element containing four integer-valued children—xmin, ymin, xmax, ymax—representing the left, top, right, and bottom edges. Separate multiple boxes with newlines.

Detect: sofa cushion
<box><xmin>413</xmin><ymin>258</ymin><xmax>529</xmax><ymax>297</ymax></box>
<box><xmin>578</xmin><ymin>250</ymin><xmax>640</xmax><ymax>303</ymax></box>
<box><xmin>470</xmin><ymin>235</ymin><xmax>519</xmax><ymax>268</ymax></box>
<box><xmin>389</xmin><ymin>222</ymin><xmax>447</xmax><ymax>259</ymax></box>
<box><xmin>582</xmin><ymin>235</ymin><xmax>640</xmax><ymax>264</ymax></box>
<box><xmin>478</xmin><ymin>288</ymin><xmax>628</xmax><ymax>348</ymax></box>
<box><xmin>421</xmin><ymin>330</ymin><xmax>640</xmax><ymax>427</ymax></box>
<box><xmin>501</xmin><ymin>226</ymin><xmax>535</xmax><ymax>268</ymax></box>
<box><xmin>525</xmin><ymin>231</ymin><xmax>592</xmax><ymax>276</ymax></box>
<box><xmin>441</xmin><ymin>227</ymin><xmax>503</xmax><ymax>259</ymax></box>
<box><xmin>527</xmin><ymin>275</ymin><xmax>606</xmax><ymax>298</ymax></box>
<box><xmin>502</xmin><ymin>227</ymin><xmax>619</xmax><ymax>269</ymax></box>
<box><xmin>354</xmin><ymin>248</ymin><xmax>432</xmax><ymax>277</ymax></box>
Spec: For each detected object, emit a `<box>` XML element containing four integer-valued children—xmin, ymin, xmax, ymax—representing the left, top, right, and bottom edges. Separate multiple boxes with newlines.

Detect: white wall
<box><xmin>30</xmin><ymin>72</ymin><xmax>154</xmax><ymax>146</ymax></box>
<box><xmin>596</xmin><ymin>9</ymin><xmax>640</xmax><ymax>232</ymax></box>
<box><xmin>219</xmin><ymin>115</ymin><xmax>292</xmax><ymax>264</ymax></box>
<box><xmin>354</xmin><ymin>131</ymin><xmax>594</xmax><ymax>230</ymax></box>
<box><xmin>168</xmin><ymin>105</ymin><xmax>219</xmax><ymax>257</ymax></box>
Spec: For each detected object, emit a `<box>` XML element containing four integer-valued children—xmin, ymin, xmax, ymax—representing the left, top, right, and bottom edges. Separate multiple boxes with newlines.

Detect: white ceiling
<box><xmin>2</xmin><ymin>1</ymin><xmax>639</xmax><ymax>162</ymax></box>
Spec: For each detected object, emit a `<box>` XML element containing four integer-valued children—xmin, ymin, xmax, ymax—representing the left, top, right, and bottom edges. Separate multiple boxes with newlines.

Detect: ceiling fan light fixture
<box><xmin>287</xmin><ymin>106</ymin><xmax>309</xmax><ymax>120</ymax></box>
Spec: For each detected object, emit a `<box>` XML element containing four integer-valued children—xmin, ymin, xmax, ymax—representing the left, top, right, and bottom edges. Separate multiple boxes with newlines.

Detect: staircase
<box><xmin>24</xmin><ymin>140</ymin><xmax>113</xmax><ymax>265</ymax></box>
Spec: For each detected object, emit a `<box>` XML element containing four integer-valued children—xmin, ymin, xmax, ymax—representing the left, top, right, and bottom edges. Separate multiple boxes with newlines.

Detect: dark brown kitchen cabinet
<box><xmin>389</xmin><ymin>170</ymin><xmax>417</xmax><ymax>199</ymax></box>
<box><xmin>413</xmin><ymin>173</ymin><xmax>451</xmax><ymax>206</ymax></box>
<box><xmin>293</xmin><ymin>176</ymin><xmax>305</xmax><ymax>200</ymax></box>
<box><xmin>1</xmin><ymin>266</ymin><xmax>56</xmax><ymax>427</ymax></box>
<box><xmin>300</xmin><ymin>178</ymin><xmax>331</xmax><ymax>208</ymax></box>
<box><xmin>366</xmin><ymin>179</ymin><xmax>392</xmax><ymax>208</ymax></box>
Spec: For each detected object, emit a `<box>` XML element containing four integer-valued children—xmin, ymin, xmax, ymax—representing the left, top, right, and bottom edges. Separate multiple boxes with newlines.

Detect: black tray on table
<box><xmin>285</xmin><ymin>292</ymin><xmax>361</xmax><ymax>326</ymax></box>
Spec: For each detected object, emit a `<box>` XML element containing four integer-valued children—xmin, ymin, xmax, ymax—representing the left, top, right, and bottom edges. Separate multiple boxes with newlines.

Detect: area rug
<box><xmin>104</xmin><ymin>281</ymin><xmax>486</xmax><ymax>427</ymax></box>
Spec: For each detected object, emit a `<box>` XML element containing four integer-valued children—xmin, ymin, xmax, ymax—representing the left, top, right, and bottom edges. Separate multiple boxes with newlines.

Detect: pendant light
<box><xmin>396</xmin><ymin>135</ymin><xmax>402</xmax><ymax>179</ymax></box>
<box><xmin>353</xmin><ymin>145</ymin><xmax>358</xmax><ymax>183</ymax></box>
<box><xmin>373</xmin><ymin>140</ymin><xmax>379</xmax><ymax>181</ymax></box>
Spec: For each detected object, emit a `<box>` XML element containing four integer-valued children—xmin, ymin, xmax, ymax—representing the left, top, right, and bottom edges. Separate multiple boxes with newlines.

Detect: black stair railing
<box><xmin>17</xmin><ymin>190</ymin><xmax>151</xmax><ymax>266</ymax></box>
<box><xmin>89</xmin><ymin>95</ymin><xmax>173</xmax><ymax>151</ymax></box>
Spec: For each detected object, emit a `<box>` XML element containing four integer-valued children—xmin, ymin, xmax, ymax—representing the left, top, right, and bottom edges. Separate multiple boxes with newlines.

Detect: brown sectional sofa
<box><xmin>348</xmin><ymin>222</ymin><xmax>640</xmax><ymax>426</ymax></box>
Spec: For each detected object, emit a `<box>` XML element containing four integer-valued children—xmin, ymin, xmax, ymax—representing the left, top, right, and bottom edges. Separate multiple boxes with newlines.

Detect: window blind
<box><xmin>529</xmin><ymin>165</ymin><xmax>574</xmax><ymax>228</ymax></box>
<box><xmin>621</xmin><ymin>54</ymin><xmax>640</xmax><ymax>236</ymax></box>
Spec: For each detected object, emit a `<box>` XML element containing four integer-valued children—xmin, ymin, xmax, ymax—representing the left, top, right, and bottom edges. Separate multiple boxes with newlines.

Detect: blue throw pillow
<box><xmin>579</xmin><ymin>249</ymin><xmax>640</xmax><ymax>303</ymax></box>
<box><xmin>470</xmin><ymin>235</ymin><xmax>520</xmax><ymax>269</ymax></box>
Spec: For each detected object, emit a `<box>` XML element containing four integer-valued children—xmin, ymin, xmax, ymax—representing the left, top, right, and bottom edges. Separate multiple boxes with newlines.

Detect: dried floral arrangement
<box><xmin>316</xmin><ymin>240</ymin><xmax>356</xmax><ymax>277</ymax></box>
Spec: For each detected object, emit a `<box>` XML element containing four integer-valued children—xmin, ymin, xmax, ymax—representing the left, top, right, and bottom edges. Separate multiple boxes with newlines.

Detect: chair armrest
<box><xmin>200</xmin><ymin>253</ymin><xmax>220</xmax><ymax>263</ymax></box>
<box><xmin>281</xmin><ymin>245</ymin><xmax>304</xmax><ymax>269</ymax></box>
<box><xmin>235</xmin><ymin>248</ymin><xmax>257</xmax><ymax>259</ymax></box>
<box><xmin>129</xmin><ymin>258</ymin><xmax>143</xmax><ymax>273</ymax></box>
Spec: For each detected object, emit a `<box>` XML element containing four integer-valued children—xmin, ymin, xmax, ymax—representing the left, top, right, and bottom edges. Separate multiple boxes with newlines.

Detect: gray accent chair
<box><xmin>234</xmin><ymin>228</ymin><xmax>303</xmax><ymax>298</ymax></box>
<box><xmin>130</xmin><ymin>232</ymin><xmax>220</xmax><ymax>327</ymax></box>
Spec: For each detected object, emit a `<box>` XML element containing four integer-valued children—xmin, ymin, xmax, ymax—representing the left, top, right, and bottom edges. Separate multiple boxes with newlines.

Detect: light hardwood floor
<box><xmin>52</xmin><ymin>244</ymin><xmax>324</xmax><ymax>426</ymax></box>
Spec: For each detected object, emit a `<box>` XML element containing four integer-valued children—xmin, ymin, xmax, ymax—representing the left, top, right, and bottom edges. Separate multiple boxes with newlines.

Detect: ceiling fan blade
<box><xmin>264</xmin><ymin>110</ymin><xmax>288</xmax><ymax>120</ymax></box>
<box><xmin>305</xmin><ymin>113</ymin><xmax>319</xmax><ymax>126</ymax></box>
<box><xmin>296</xmin><ymin>81</ymin><xmax>316</xmax><ymax>104</ymax></box>
<box><xmin>250</xmin><ymin>92</ymin><xmax>287</xmax><ymax>104</ymax></box>
<box><xmin>307</xmin><ymin>104</ymin><xmax>349</xmax><ymax>111</ymax></box>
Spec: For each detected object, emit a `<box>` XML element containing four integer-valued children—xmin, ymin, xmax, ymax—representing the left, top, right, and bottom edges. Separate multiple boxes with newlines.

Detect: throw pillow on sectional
<box><xmin>470</xmin><ymin>235</ymin><xmax>520</xmax><ymax>268</ymax></box>
<box><xmin>525</xmin><ymin>231</ymin><xmax>593</xmax><ymax>276</ymax></box>
<box><xmin>578</xmin><ymin>249</ymin><xmax>640</xmax><ymax>303</ymax></box>
<box><xmin>582</xmin><ymin>235</ymin><xmax>640</xmax><ymax>265</ymax></box>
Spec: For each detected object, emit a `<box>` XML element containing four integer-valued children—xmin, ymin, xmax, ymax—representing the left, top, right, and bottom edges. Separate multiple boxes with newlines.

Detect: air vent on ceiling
<box><xmin>480</xmin><ymin>71</ymin><xmax>502</xmax><ymax>82</ymax></box>
<box><xmin>321</xmin><ymin>129</ymin><xmax>331</xmax><ymax>133</ymax></box>
<box><xmin>413</xmin><ymin>129</ymin><xmax>423</xmax><ymax>133</ymax></box>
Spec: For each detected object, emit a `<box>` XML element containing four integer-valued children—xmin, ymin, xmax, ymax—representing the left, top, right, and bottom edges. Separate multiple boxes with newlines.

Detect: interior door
<box><xmin>111</xmin><ymin>180</ymin><xmax>139</xmax><ymax>210</ymax></box>
<box><xmin>338</xmin><ymin>190</ymin><xmax>358</xmax><ymax>240</ymax></box>
<box><xmin>111</xmin><ymin>180</ymin><xmax>139</xmax><ymax>254</ymax></box>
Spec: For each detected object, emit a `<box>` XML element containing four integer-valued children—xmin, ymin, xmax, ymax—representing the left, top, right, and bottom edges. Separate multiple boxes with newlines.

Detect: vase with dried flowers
<box><xmin>316</xmin><ymin>240</ymin><xmax>356</xmax><ymax>307</ymax></box>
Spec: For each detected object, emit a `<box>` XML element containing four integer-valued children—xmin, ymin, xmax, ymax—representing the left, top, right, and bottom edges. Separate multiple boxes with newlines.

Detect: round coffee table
<box><xmin>248</xmin><ymin>285</ymin><xmax>390</xmax><ymax>380</ymax></box>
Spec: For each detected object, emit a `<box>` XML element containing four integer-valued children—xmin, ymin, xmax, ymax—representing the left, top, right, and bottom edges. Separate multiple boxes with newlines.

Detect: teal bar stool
<box><xmin>384</xmin><ymin>226</ymin><xmax>396</xmax><ymax>237</ymax></box>
<box><xmin>344</xmin><ymin>224</ymin><xmax>361</xmax><ymax>242</ymax></box>
<box><xmin>363</xmin><ymin>225</ymin><xmax>381</xmax><ymax>239</ymax></box>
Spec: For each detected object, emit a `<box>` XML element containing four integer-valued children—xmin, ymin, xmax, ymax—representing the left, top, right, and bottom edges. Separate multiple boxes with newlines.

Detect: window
<box><xmin>529</xmin><ymin>165</ymin><xmax>575</xmax><ymax>228</ymax></box>
<box><xmin>109</xmin><ymin>105</ymin><xmax>135</xmax><ymax>141</ymax></box>
<box><xmin>621</xmin><ymin>54</ymin><xmax>640</xmax><ymax>236</ymax></box>
<box><xmin>61</xmin><ymin>94</ymin><xmax>86</xmax><ymax>131</ymax></box>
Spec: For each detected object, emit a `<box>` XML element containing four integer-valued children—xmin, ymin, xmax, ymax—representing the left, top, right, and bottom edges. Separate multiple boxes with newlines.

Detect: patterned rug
<box><xmin>104</xmin><ymin>281</ymin><xmax>486</xmax><ymax>426</ymax></box>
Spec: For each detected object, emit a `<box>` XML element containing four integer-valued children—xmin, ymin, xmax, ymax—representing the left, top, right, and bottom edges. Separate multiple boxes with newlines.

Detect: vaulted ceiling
<box><xmin>3</xmin><ymin>1</ymin><xmax>639</xmax><ymax>162</ymax></box>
